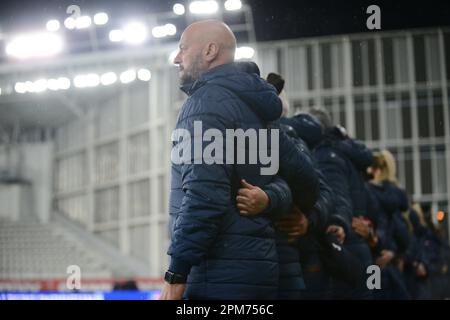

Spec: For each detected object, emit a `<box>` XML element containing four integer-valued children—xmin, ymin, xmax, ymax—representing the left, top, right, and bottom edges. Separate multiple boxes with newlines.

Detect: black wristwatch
<box><xmin>164</xmin><ymin>270</ymin><xmax>187</xmax><ymax>284</ymax></box>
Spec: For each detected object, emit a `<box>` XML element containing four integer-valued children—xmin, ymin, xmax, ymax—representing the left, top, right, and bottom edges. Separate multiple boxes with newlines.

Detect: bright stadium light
<box><xmin>5</xmin><ymin>32</ymin><xmax>63</xmax><ymax>59</ymax></box>
<box><xmin>100</xmin><ymin>72</ymin><xmax>117</xmax><ymax>86</ymax></box>
<box><xmin>86</xmin><ymin>73</ymin><xmax>100</xmax><ymax>87</ymax></box>
<box><xmin>74</xmin><ymin>73</ymin><xmax>99</xmax><ymax>88</ymax></box>
<box><xmin>46</xmin><ymin>19</ymin><xmax>60</xmax><ymax>32</ymax></box>
<box><xmin>75</xmin><ymin>16</ymin><xmax>92</xmax><ymax>29</ymax></box>
<box><xmin>14</xmin><ymin>82</ymin><xmax>26</xmax><ymax>94</ymax></box>
<box><xmin>57</xmin><ymin>77</ymin><xmax>71</xmax><ymax>90</ymax></box>
<box><xmin>74</xmin><ymin>75</ymin><xmax>86</xmax><ymax>88</ymax></box>
<box><xmin>235</xmin><ymin>46</ymin><xmax>255</xmax><ymax>60</ymax></box>
<box><xmin>173</xmin><ymin>3</ymin><xmax>185</xmax><ymax>15</ymax></box>
<box><xmin>224</xmin><ymin>0</ymin><xmax>242</xmax><ymax>11</ymax></box>
<box><xmin>120</xmin><ymin>69</ymin><xmax>136</xmax><ymax>84</ymax></box>
<box><xmin>93</xmin><ymin>12</ymin><xmax>109</xmax><ymax>25</ymax></box>
<box><xmin>109</xmin><ymin>29</ymin><xmax>124</xmax><ymax>42</ymax></box>
<box><xmin>47</xmin><ymin>78</ymin><xmax>59</xmax><ymax>91</ymax></box>
<box><xmin>189</xmin><ymin>1</ymin><xmax>219</xmax><ymax>14</ymax></box>
<box><xmin>137</xmin><ymin>68</ymin><xmax>151</xmax><ymax>81</ymax></box>
<box><xmin>33</xmin><ymin>79</ymin><xmax>47</xmax><ymax>93</ymax></box>
<box><xmin>46</xmin><ymin>77</ymin><xmax>70</xmax><ymax>90</ymax></box>
<box><xmin>165</xmin><ymin>24</ymin><xmax>177</xmax><ymax>36</ymax></box>
<box><xmin>123</xmin><ymin>22</ymin><xmax>147</xmax><ymax>44</ymax></box>
<box><xmin>152</xmin><ymin>24</ymin><xmax>176</xmax><ymax>38</ymax></box>
<box><xmin>152</xmin><ymin>26</ymin><xmax>165</xmax><ymax>38</ymax></box>
<box><xmin>64</xmin><ymin>17</ymin><xmax>76</xmax><ymax>30</ymax></box>
<box><xmin>24</xmin><ymin>81</ymin><xmax>35</xmax><ymax>93</ymax></box>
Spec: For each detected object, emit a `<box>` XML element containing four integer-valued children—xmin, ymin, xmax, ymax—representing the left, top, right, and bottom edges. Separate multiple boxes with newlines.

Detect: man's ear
<box><xmin>204</xmin><ymin>42</ymin><xmax>219</xmax><ymax>62</ymax></box>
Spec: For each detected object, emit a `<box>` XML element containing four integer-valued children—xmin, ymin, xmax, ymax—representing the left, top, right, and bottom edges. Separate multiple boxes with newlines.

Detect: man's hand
<box><xmin>236</xmin><ymin>180</ymin><xmax>269</xmax><ymax>216</ymax></box>
<box><xmin>352</xmin><ymin>216</ymin><xmax>372</xmax><ymax>239</ymax></box>
<box><xmin>276</xmin><ymin>206</ymin><xmax>308</xmax><ymax>243</ymax></box>
<box><xmin>326</xmin><ymin>225</ymin><xmax>346</xmax><ymax>244</ymax></box>
<box><xmin>375</xmin><ymin>250</ymin><xmax>395</xmax><ymax>268</ymax></box>
<box><xmin>159</xmin><ymin>283</ymin><xmax>186</xmax><ymax>300</ymax></box>
<box><xmin>413</xmin><ymin>261</ymin><xmax>427</xmax><ymax>278</ymax></box>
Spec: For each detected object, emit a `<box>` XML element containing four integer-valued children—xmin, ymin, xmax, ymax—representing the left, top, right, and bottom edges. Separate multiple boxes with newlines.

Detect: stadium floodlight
<box><xmin>152</xmin><ymin>24</ymin><xmax>177</xmax><ymax>38</ymax></box>
<box><xmin>64</xmin><ymin>17</ymin><xmax>76</xmax><ymax>30</ymax></box>
<box><xmin>57</xmin><ymin>77</ymin><xmax>71</xmax><ymax>90</ymax></box>
<box><xmin>75</xmin><ymin>16</ymin><xmax>92</xmax><ymax>29</ymax></box>
<box><xmin>224</xmin><ymin>0</ymin><xmax>242</xmax><ymax>11</ymax></box>
<box><xmin>189</xmin><ymin>1</ymin><xmax>219</xmax><ymax>14</ymax></box>
<box><xmin>46</xmin><ymin>19</ymin><xmax>60</xmax><ymax>32</ymax></box>
<box><xmin>235</xmin><ymin>46</ymin><xmax>255</xmax><ymax>60</ymax></box>
<box><xmin>47</xmin><ymin>78</ymin><xmax>59</xmax><ymax>91</ymax></box>
<box><xmin>24</xmin><ymin>81</ymin><xmax>35</xmax><ymax>93</ymax></box>
<box><xmin>14</xmin><ymin>82</ymin><xmax>26</xmax><ymax>94</ymax></box>
<box><xmin>74</xmin><ymin>73</ymin><xmax>100</xmax><ymax>88</ymax></box>
<box><xmin>94</xmin><ymin>12</ymin><xmax>109</xmax><ymax>25</ymax></box>
<box><xmin>165</xmin><ymin>24</ymin><xmax>177</xmax><ymax>36</ymax></box>
<box><xmin>74</xmin><ymin>75</ymin><xmax>86</xmax><ymax>88</ymax></box>
<box><xmin>109</xmin><ymin>29</ymin><xmax>124</xmax><ymax>42</ymax></box>
<box><xmin>169</xmin><ymin>49</ymin><xmax>179</xmax><ymax>64</ymax></box>
<box><xmin>123</xmin><ymin>22</ymin><xmax>147</xmax><ymax>44</ymax></box>
<box><xmin>152</xmin><ymin>26</ymin><xmax>166</xmax><ymax>38</ymax></box>
<box><xmin>86</xmin><ymin>73</ymin><xmax>100</xmax><ymax>87</ymax></box>
<box><xmin>33</xmin><ymin>79</ymin><xmax>47</xmax><ymax>93</ymax></box>
<box><xmin>46</xmin><ymin>77</ymin><xmax>70</xmax><ymax>91</ymax></box>
<box><xmin>5</xmin><ymin>32</ymin><xmax>63</xmax><ymax>59</ymax></box>
<box><xmin>100</xmin><ymin>72</ymin><xmax>117</xmax><ymax>86</ymax></box>
<box><xmin>137</xmin><ymin>68</ymin><xmax>151</xmax><ymax>81</ymax></box>
<box><xmin>173</xmin><ymin>3</ymin><xmax>185</xmax><ymax>15</ymax></box>
<box><xmin>120</xmin><ymin>69</ymin><xmax>136</xmax><ymax>84</ymax></box>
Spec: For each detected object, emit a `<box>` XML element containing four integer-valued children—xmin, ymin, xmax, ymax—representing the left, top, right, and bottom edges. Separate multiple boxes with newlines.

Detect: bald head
<box><xmin>183</xmin><ymin>20</ymin><xmax>237</xmax><ymax>63</ymax></box>
<box><xmin>174</xmin><ymin>20</ymin><xmax>237</xmax><ymax>85</ymax></box>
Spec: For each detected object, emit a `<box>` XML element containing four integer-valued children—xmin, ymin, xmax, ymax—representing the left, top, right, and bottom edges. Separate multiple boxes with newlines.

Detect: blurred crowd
<box><xmin>262</xmin><ymin>69</ymin><xmax>450</xmax><ymax>300</ymax></box>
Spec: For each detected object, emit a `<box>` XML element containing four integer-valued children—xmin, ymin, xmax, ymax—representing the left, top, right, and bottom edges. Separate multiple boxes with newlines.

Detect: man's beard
<box><xmin>179</xmin><ymin>55</ymin><xmax>204</xmax><ymax>86</ymax></box>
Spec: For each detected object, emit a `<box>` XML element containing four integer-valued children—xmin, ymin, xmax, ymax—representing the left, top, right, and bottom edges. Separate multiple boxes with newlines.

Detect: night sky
<box><xmin>0</xmin><ymin>0</ymin><xmax>449</xmax><ymax>41</ymax></box>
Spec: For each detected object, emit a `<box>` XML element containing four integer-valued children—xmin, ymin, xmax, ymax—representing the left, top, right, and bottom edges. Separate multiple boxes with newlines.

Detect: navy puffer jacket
<box><xmin>168</xmin><ymin>63</ymin><xmax>292</xmax><ymax>299</ymax></box>
<box><xmin>368</xmin><ymin>181</ymin><xmax>410</xmax><ymax>255</ymax></box>
<box><xmin>313</xmin><ymin>128</ymin><xmax>373</xmax><ymax>235</ymax></box>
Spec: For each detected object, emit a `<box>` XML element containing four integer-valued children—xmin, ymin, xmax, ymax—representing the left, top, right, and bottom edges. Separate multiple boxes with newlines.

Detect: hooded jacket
<box><xmin>168</xmin><ymin>63</ymin><xmax>292</xmax><ymax>299</ymax></box>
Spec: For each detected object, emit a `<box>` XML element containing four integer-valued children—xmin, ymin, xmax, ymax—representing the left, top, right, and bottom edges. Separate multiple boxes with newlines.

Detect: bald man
<box><xmin>161</xmin><ymin>20</ymin><xmax>291</xmax><ymax>300</ymax></box>
<box><xmin>174</xmin><ymin>20</ymin><xmax>237</xmax><ymax>86</ymax></box>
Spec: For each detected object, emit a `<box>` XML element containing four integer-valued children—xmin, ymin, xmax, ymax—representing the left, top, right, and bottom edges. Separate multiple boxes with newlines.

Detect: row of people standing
<box><xmin>268</xmin><ymin>71</ymin><xmax>450</xmax><ymax>300</ymax></box>
<box><xmin>162</xmin><ymin>22</ymin><xmax>447</xmax><ymax>299</ymax></box>
<box><xmin>236</xmin><ymin>66</ymin><xmax>450</xmax><ymax>299</ymax></box>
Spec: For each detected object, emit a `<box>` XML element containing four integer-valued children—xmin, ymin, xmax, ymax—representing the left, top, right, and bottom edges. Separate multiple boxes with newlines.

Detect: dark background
<box><xmin>0</xmin><ymin>0</ymin><xmax>449</xmax><ymax>41</ymax></box>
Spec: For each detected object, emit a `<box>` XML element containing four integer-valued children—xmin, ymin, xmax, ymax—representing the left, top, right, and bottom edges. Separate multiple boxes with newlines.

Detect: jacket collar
<box><xmin>180</xmin><ymin>63</ymin><xmax>237</xmax><ymax>96</ymax></box>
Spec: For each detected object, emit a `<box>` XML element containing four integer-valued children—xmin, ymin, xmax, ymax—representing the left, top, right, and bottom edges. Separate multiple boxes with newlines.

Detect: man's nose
<box><xmin>173</xmin><ymin>51</ymin><xmax>181</xmax><ymax>65</ymax></box>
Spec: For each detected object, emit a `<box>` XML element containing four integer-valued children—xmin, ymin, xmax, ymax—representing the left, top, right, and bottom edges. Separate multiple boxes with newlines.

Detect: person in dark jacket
<box><xmin>234</xmin><ymin>66</ymin><xmax>320</xmax><ymax>299</ymax></box>
<box><xmin>404</xmin><ymin>203</ymin><xmax>430</xmax><ymax>299</ymax></box>
<box><xmin>161</xmin><ymin>20</ymin><xmax>293</xmax><ymax>300</ymax></box>
<box><xmin>281</xmin><ymin>115</ymin><xmax>333</xmax><ymax>299</ymax></box>
<box><xmin>408</xmin><ymin>203</ymin><xmax>449</xmax><ymax>299</ymax></box>
<box><xmin>366</xmin><ymin>150</ymin><xmax>411</xmax><ymax>299</ymax></box>
<box><xmin>235</xmin><ymin>120</ymin><xmax>322</xmax><ymax>299</ymax></box>
<box><xmin>308</xmin><ymin>107</ymin><xmax>374</xmax><ymax>299</ymax></box>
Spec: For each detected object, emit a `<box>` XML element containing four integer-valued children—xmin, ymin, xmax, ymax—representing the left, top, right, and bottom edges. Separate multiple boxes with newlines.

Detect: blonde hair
<box><xmin>381</xmin><ymin>150</ymin><xmax>397</xmax><ymax>184</ymax></box>
<box><xmin>372</xmin><ymin>150</ymin><xmax>398</xmax><ymax>185</ymax></box>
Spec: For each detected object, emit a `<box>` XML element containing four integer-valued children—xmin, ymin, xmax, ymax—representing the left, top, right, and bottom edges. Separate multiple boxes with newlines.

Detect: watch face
<box><xmin>165</xmin><ymin>271</ymin><xmax>186</xmax><ymax>284</ymax></box>
<box><xmin>165</xmin><ymin>271</ymin><xmax>175</xmax><ymax>283</ymax></box>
